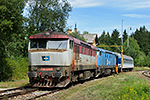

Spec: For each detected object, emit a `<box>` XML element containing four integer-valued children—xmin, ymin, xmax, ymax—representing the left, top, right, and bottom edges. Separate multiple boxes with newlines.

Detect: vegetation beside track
<box><xmin>1</xmin><ymin>68</ymin><xmax>150</xmax><ymax>99</ymax></box>
<box><xmin>43</xmin><ymin>71</ymin><xmax>150</xmax><ymax>100</ymax></box>
<box><xmin>0</xmin><ymin>57</ymin><xmax>28</xmax><ymax>82</ymax></box>
<box><xmin>133</xmin><ymin>67</ymin><xmax>150</xmax><ymax>71</ymax></box>
<box><xmin>0</xmin><ymin>79</ymin><xmax>29</xmax><ymax>88</ymax></box>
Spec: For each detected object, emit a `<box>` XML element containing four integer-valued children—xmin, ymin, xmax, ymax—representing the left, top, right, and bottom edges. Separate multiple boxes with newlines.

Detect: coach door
<box><xmin>74</xmin><ymin>45</ymin><xmax>79</xmax><ymax>70</ymax></box>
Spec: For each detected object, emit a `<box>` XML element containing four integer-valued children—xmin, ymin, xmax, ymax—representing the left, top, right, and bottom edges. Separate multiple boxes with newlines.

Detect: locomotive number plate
<box><xmin>41</xmin><ymin>68</ymin><xmax>53</xmax><ymax>71</ymax></box>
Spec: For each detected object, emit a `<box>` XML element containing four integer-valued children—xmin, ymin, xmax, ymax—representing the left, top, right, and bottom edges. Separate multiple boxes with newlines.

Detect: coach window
<box><xmin>110</xmin><ymin>55</ymin><xmax>112</xmax><ymax>58</ymax></box>
<box><xmin>81</xmin><ymin>47</ymin><xmax>83</xmax><ymax>53</ymax></box>
<box><xmin>84</xmin><ymin>48</ymin><xmax>86</xmax><ymax>54</ymax></box>
<box><xmin>88</xmin><ymin>49</ymin><xmax>90</xmax><ymax>55</ymax></box>
<box><xmin>100</xmin><ymin>51</ymin><xmax>102</xmax><ymax>56</ymax></box>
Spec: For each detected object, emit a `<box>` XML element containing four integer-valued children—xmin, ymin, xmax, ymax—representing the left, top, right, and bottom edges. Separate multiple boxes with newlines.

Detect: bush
<box><xmin>118</xmin><ymin>78</ymin><xmax>150</xmax><ymax>100</ymax></box>
<box><xmin>1</xmin><ymin>57</ymin><xmax>28</xmax><ymax>81</ymax></box>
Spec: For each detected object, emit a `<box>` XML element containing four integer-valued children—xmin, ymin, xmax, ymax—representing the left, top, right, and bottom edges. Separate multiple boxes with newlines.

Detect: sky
<box><xmin>67</xmin><ymin>0</ymin><xmax>150</xmax><ymax>37</ymax></box>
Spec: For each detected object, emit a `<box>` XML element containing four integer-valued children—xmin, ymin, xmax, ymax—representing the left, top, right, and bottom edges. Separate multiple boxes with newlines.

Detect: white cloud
<box><xmin>68</xmin><ymin>0</ymin><xmax>150</xmax><ymax>9</ymax></box>
<box><xmin>124</xmin><ymin>1</ymin><xmax>150</xmax><ymax>9</ymax></box>
<box><xmin>123</xmin><ymin>14</ymin><xmax>150</xmax><ymax>18</ymax></box>
<box><xmin>68</xmin><ymin>0</ymin><xmax>104</xmax><ymax>8</ymax></box>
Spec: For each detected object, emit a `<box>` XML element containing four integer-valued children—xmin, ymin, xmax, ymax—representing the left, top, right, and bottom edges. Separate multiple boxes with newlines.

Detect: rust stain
<box><xmin>71</xmin><ymin>60</ymin><xmax>74</xmax><ymax>71</ymax></box>
<box><xmin>86</xmin><ymin>59</ymin><xmax>88</xmax><ymax>61</ymax></box>
<box><xmin>29</xmin><ymin>49</ymin><xmax>67</xmax><ymax>52</ymax></box>
<box><xmin>95</xmin><ymin>55</ymin><xmax>97</xmax><ymax>69</ymax></box>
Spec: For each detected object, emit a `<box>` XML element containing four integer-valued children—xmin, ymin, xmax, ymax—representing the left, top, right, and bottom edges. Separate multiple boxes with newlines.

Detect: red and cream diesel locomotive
<box><xmin>27</xmin><ymin>31</ymin><xmax>98</xmax><ymax>87</ymax></box>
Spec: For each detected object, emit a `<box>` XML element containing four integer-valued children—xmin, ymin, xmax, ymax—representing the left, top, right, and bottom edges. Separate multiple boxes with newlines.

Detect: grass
<box><xmin>1</xmin><ymin>66</ymin><xmax>150</xmax><ymax>99</ymax></box>
<box><xmin>133</xmin><ymin>67</ymin><xmax>150</xmax><ymax>71</ymax></box>
<box><xmin>41</xmin><ymin>71</ymin><xmax>150</xmax><ymax>100</ymax></box>
<box><xmin>0</xmin><ymin>78</ymin><xmax>29</xmax><ymax>88</ymax></box>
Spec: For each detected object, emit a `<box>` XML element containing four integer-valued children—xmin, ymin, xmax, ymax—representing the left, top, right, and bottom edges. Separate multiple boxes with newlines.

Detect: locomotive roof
<box><xmin>97</xmin><ymin>47</ymin><xmax>115</xmax><ymax>55</ymax></box>
<box><xmin>114</xmin><ymin>52</ymin><xmax>133</xmax><ymax>60</ymax></box>
<box><xmin>29</xmin><ymin>31</ymin><xmax>73</xmax><ymax>40</ymax></box>
<box><xmin>29</xmin><ymin>31</ymin><xmax>97</xmax><ymax>50</ymax></box>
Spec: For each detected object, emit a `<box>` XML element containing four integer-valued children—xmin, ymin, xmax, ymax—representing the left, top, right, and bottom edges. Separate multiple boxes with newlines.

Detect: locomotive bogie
<box><xmin>28</xmin><ymin>65</ymin><xmax>71</xmax><ymax>87</ymax></box>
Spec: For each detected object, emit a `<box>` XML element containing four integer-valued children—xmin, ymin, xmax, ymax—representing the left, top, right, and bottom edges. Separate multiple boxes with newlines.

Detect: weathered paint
<box><xmin>28</xmin><ymin>31</ymin><xmax>98</xmax><ymax>87</ymax></box>
<box><xmin>29</xmin><ymin>32</ymin><xmax>70</xmax><ymax>40</ymax></box>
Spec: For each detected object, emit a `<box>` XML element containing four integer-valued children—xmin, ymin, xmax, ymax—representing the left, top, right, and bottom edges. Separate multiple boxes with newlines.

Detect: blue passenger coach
<box><xmin>97</xmin><ymin>48</ymin><xmax>117</xmax><ymax>75</ymax></box>
<box><xmin>114</xmin><ymin>52</ymin><xmax>134</xmax><ymax>72</ymax></box>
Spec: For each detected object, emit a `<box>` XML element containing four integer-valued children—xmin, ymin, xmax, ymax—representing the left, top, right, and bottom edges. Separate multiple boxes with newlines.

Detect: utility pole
<box><xmin>121</xmin><ymin>20</ymin><xmax>124</xmax><ymax>46</ymax></box>
<box><xmin>127</xmin><ymin>27</ymin><xmax>132</xmax><ymax>47</ymax></box>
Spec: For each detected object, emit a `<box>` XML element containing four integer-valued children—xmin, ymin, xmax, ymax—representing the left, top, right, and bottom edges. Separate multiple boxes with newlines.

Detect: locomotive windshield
<box><xmin>30</xmin><ymin>40</ymin><xmax>47</xmax><ymax>49</ymax></box>
<box><xmin>48</xmin><ymin>40</ymin><xmax>67</xmax><ymax>49</ymax></box>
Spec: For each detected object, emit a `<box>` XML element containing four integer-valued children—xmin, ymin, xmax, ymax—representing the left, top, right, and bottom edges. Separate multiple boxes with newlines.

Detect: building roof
<box><xmin>80</xmin><ymin>34</ymin><xmax>99</xmax><ymax>45</ymax></box>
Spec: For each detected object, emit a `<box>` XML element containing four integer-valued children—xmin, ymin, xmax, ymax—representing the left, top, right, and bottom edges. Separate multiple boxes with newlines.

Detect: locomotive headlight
<box><xmin>34</xmin><ymin>67</ymin><xmax>37</xmax><ymax>71</ymax></box>
<box><xmin>56</xmin><ymin>68</ymin><xmax>60</xmax><ymax>72</ymax></box>
<box><xmin>44</xmin><ymin>32</ymin><xmax>50</xmax><ymax>37</ymax></box>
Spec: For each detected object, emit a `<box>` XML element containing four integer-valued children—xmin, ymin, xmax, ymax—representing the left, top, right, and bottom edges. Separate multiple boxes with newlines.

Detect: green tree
<box><xmin>25</xmin><ymin>0</ymin><xmax>72</xmax><ymax>37</ymax></box>
<box><xmin>83</xmin><ymin>31</ymin><xmax>90</xmax><ymax>34</ymax></box>
<box><xmin>99</xmin><ymin>31</ymin><xmax>106</xmax><ymax>44</ymax></box>
<box><xmin>69</xmin><ymin>31</ymin><xmax>86</xmax><ymax>42</ymax></box>
<box><xmin>0</xmin><ymin>0</ymin><xmax>25</xmax><ymax>57</ymax></box>
<box><xmin>105</xmin><ymin>32</ymin><xmax>111</xmax><ymax>45</ymax></box>
<box><xmin>111</xmin><ymin>29</ymin><xmax>121</xmax><ymax>45</ymax></box>
<box><xmin>123</xmin><ymin>37</ymin><xmax>141</xmax><ymax>66</ymax></box>
<box><xmin>147</xmin><ymin>52</ymin><xmax>150</xmax><ymax>67</ymax></box>
<box><xmin>133</xmin><ymin>26</ymin><xmax>150</xmax><ymax>55</ymax></box>
<box><xmin>123</xmin><ymin>29</ymin><xmax>128</xmax><ymax>43</ymax></box>
<box><xmin>0</xmin><ymin>0</ymin><xmax>26</xmax><ymax>81</ymax></box>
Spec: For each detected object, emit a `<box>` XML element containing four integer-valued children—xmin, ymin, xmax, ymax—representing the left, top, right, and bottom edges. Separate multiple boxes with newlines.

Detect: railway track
<box><xmin>0</xmin><ymin>86</ymin><xmax>37</xmax><ymax>99</ymax></box>
<box><xmin>28</xmin><ymin>89</ymin><xmax>61</xmax><ymax>100</ymax></box>
<box><xmin>0</xmin><ymin>71</ymin><xmax>135</xmax><ymax>100</ymax></box>
<box><xmin>142</xmin><ymin>70</ymin><xmax>150</xmax><ymax>78</ymax></box>
<box><xmin>0</xmin><ymin>85</ymin><xmax>62</xmax><ymax>100</ymax></box>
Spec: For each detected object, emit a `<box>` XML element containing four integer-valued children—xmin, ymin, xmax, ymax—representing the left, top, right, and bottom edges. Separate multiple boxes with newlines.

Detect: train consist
<box><xmin>27</xmin><ymin>31</ymin><xmax>134</xmax><ymax>87</ymax></box>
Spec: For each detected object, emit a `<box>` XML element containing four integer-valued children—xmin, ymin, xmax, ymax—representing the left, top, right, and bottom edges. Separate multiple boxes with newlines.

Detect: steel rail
<box><xmin>142</xmin><ymin>70</ymin><xmax>150</xmax><ymax>78</ymax></box>
<box><xmin>0</xmin><ymin>85</ymin><xmax>31</xmax><ymax>93</ymax></box>
<box><xmin>27</xmin><ymin>89</ymin><xmax>61</xmax><ymax>100</ymax></box>
<box><xmin>0</xmin><ymin>88</ymin><xmax>38</xmax><ymax>99</ymax></box>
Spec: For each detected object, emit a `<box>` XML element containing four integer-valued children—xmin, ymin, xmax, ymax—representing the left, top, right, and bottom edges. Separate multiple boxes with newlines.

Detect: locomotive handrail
<box><xmin>96</xmin><ymin>45</ymin><xmax>123</xmax><ymax>72</ymax></box>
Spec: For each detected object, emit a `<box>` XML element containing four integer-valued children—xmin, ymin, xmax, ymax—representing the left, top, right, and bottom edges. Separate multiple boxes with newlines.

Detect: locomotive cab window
<box><xmin>69</xmin><ymin>40</ymin><xmax>73</xmax><ymax>49</ymax></box>
<box><xmin>30</xmin><ymin>40</ymin><xmax>47</xmax><ymax>49</ymax></box>
<box><xmin>48</xmin><ymin>40</ymin><xmax>68</xmax><ymax>50</ymax></box>
<box><xmin>100</xmin><ymin>51</ymin><xmax>102</xmax><ymax>56</ymax></box>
